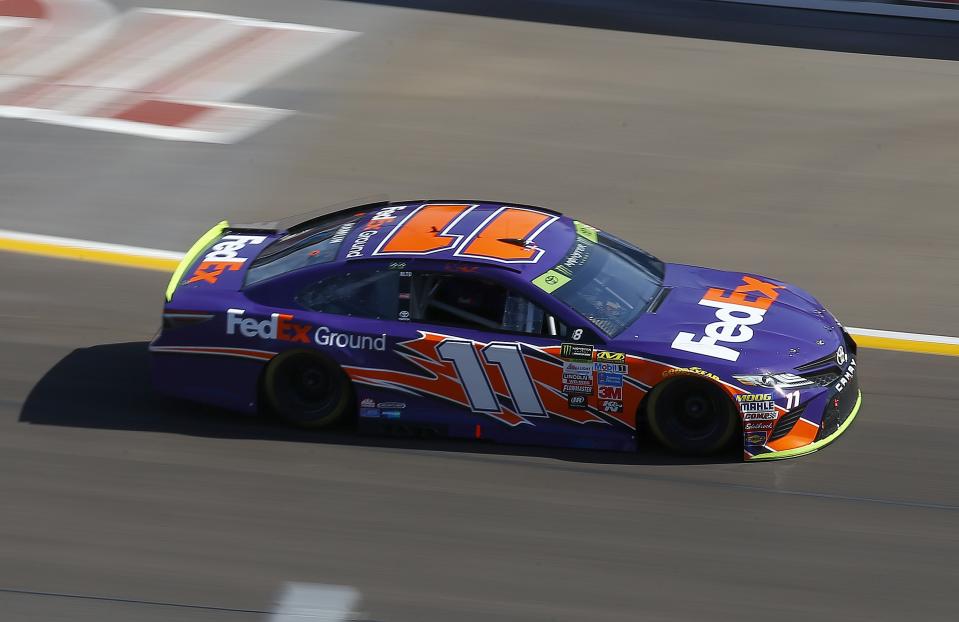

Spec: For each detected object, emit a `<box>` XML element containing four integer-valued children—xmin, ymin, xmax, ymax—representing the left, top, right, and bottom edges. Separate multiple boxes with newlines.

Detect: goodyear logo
<box><xmin>663</xmin><ymin>366</ymin><xmax>720</xmax><ymax>382</ymax></box>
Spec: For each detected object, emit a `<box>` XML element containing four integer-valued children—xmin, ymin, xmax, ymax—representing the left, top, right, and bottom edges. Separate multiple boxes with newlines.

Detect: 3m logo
<box><xmin>0</xmin><ymin>0</ymin><xmax>357</xmax><ymax>142</ymax></box>
<box><xmin>672</xmin><ymin>276</ymin><xmax>783</xmax><ymax>362</ymax></box>
<box><xmin>597</xmin><ymin>385</ymin><xmax>622</xmax><ymax>401</ymax></box>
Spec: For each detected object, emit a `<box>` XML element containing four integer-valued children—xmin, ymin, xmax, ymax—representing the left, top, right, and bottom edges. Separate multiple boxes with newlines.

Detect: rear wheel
<box><xmin>645</xmin><ymin>377</ymin><xmax>738</xmax><ymax>454</ymax></box>
<box><xmin>262</xmin><ymin>351</ymin><xmax>353</xmax><ymax>428</ymax></box>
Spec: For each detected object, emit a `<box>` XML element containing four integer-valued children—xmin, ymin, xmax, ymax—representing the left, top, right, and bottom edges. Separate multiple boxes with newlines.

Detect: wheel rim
<box><xmin>672</xmin><ymin>392</ymin><xmax>721</xmax><ymax>440</ymax></box>
<box><xmin>275</xmin><ymin>355</ymin><xmax>339</xmax><ymax>416</ymax></box>
<box><xmin>649</xmin><ymin>377</ymin><xmax>735</xmax><ymax>453</ymax></box>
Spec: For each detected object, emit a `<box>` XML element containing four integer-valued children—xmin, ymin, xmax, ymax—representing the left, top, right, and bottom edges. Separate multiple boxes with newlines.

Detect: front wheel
<box><xmin>645</xmin><ymin>377</ymin><xmax>738</xmax><ymax>454</ymax></box>
<box><xmin>262</xmin><ymin>351</ymin><xmax>353</xmax><ymax>428</ymax></box>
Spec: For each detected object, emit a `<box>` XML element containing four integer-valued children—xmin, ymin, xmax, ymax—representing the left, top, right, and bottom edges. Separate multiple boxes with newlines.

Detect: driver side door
<box><xmin>395</xmin><ymin>270</ymin><xmax>636</xmax><ymax>450</ymax></box>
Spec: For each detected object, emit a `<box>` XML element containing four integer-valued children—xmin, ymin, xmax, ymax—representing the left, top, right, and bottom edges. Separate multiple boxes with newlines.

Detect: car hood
<box><xmin>619</xmin><ymin>263</ymin><xmax>843</xmax><ymax>372</ymax></box>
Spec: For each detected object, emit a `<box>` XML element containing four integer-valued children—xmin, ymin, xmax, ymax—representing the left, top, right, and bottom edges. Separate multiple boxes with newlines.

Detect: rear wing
<box><xmin>164</xmin><ymin>196</ymin><xmax>390</xmax><ymax>301</ymax></box>
<box><xmin>165</xmin><ymin>220</ymin><xmax>229</xmax><ymax>301</ymax></box>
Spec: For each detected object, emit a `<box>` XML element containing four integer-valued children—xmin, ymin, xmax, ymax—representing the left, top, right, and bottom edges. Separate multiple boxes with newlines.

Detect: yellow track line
<box><xmin>845</xmin><ymin>329</ymin><xmax>959</xmax><ymax>358</ymax></box>
<box><xmin>0</xmin><ymin>229</ymin><xmax>181</xmax><ymax>272</ymax></box>
<box><xmin>1</xmin><ymin>228</ymin><xmax>957</xmax><ymax>357</ymax></box>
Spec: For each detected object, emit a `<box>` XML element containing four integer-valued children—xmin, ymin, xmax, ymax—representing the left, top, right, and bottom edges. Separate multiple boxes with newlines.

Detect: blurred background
<box><xmin>1</xmin><ymin>1</ymin><xmax>957</xmax><ymax>620</ymax></box>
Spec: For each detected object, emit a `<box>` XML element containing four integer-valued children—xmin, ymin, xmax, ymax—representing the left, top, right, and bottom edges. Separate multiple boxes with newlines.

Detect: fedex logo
<box><xmin>226</xmin><ymin>308</ymin><xmax>311</xmax><ymax>343</ymax></box>
<box><xmin>188</xmin><ymin>235</ymin><xmax>267</xmax><ymax>284</ymax></box>
<box><xmin>672</xmin><ymin>276</ymin><xmax>783</xmax><ymax>362</ymax></box>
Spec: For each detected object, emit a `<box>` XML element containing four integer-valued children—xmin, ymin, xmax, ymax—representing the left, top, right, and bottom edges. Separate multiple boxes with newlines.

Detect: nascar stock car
<box><xmin>150</xmin><ymin>198</ymin><xmax>861</xmax><ymax>461</ymax></box>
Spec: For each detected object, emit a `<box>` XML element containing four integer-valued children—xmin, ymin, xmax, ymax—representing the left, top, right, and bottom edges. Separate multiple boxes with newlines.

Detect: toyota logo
<box><xmin>836</xmin><ymin>346</ymin><xmax>847</xmax><ymax>366</ymax></box>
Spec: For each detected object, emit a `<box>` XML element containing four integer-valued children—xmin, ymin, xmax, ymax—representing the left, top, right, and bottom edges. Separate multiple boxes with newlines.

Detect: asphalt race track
<box><xmin>1</xmin><ymin>1</ymin><xmax>958</xmax><ymax>621</ymax></box>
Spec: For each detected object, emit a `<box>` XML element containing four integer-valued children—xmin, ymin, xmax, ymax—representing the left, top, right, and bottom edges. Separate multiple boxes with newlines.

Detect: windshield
<box><xmin>533</xmin><ymin>224</ymin><xmax>664</xmax><ymax>336</ymax></box>
<box><xmin>245</xmin><ymin>217</ymin><xmax>359</xmax><ymax>286</ymax></box>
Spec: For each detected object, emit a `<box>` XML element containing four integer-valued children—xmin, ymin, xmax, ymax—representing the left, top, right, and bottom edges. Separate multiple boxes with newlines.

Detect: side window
<box><xmin>410</xmin><ymin>273</ymin><xmax>563</xmax><ymax>336</ymax></box>
<box><xmin>297</xmin><ymin>270</ymin><xmax>399</xmax><ymax>319</ymax></box>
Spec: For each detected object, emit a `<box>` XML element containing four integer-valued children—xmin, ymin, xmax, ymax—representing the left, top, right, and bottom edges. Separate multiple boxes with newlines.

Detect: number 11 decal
<box><xmin>436</xmin><ymin>339</ymin><xmax>547</xmax><ymax>416</ymax></box>
<box><xmin>374</xmin><ymin>204</ymin><xmax>558</xmax><ymax>264</ymax></box>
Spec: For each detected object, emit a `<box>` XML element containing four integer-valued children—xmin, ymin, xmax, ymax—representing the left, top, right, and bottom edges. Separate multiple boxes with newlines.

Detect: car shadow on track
<box><xmin>18</xmin><ymin>341</ymin><xmax>741</xmax><ymax>466</ymax></box>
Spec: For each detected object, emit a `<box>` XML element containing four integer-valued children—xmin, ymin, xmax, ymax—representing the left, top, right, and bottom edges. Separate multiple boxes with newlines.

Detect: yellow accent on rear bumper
<box><xmin>748</xmin><ymin>390</ymin><xmax>862</xmax><ymax>461</ymax></box>
<box><xmin>165</xmin><ymin>221</ymin><xmax>228</xmax><ymax>302</ymax></box>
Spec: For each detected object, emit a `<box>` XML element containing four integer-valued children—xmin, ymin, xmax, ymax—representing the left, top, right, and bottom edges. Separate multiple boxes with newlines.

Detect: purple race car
<box><xmin>150</xmin><ymin>198</ymin><xmax>861</xmax><ymax>460</ymax></box>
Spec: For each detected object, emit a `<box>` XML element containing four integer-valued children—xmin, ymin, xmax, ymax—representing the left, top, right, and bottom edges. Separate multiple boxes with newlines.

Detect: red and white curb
<box><xmin>0</xmin><ymin>0</ymin><xmax>358</xmax><ymax>143</ymax></box>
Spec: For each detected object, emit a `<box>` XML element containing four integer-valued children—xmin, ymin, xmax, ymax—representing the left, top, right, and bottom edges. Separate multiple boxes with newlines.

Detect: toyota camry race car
<box><xmin>151</xmin><ymin>199</ymin><xmax>861</xmax><ymax>460</ymax></box>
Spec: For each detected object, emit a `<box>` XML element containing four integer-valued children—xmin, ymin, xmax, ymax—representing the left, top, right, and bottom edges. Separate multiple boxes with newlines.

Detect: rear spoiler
<box><xmin>164</xmin><ymin>196</ymin><xmax>389</xmax><ymax>301</ymax></box>
<box><xmin>165</xmin><ymin>220</ymin><xmax>229</xmax><ymax>301</ymax></box>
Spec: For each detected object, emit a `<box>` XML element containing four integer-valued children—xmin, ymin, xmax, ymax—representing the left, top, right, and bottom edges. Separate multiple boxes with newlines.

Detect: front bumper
<box><xmin>746</xmin><ymin>389</ymin><xmax>862</xmax><ymax>461</ymax></box>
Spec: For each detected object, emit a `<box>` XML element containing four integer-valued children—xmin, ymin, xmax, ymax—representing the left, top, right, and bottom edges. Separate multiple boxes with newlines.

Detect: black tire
<box><xmin>645</xmin><ymin>377</ymin><xmax>738</xmax><ymax>455</ymax></box>
<box><xmin>262</xmin><ymin>350</ymin><xmax>353</xmax><ymax>428</ymax></box>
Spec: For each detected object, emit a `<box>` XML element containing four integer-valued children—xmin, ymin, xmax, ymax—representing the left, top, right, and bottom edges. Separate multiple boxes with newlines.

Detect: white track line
<box><xmin>270</xmin><ymin>583</ymin><xmax>359</xmax><ymax>622</ymax></box>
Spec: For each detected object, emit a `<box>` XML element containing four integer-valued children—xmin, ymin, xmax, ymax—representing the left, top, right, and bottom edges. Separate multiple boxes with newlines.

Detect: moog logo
<box><xmin>672</xmin><ymin>276</ymin><xmax>783</xmax><ymax>362</ymax></box>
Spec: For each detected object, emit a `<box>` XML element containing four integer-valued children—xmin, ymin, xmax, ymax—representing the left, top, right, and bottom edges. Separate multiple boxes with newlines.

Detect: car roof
<box><xmin>335</xmin><ymin>200</ymin><xmax>577</xmax><ymax>278</ymax></box>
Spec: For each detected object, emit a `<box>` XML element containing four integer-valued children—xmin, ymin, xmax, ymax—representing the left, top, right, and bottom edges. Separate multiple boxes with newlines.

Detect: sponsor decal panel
<box><xmin>597</xmin><ymin>372</ymin><xmax>623</xmax><ymax>387</ymax></box>
<box><xmin>596</xmin><ymin>351</ymin><xmax>626</xmax><ymax>363</ymax></box>
<box><xmin>745</xmin><ymin>431</ymin><xmax>768</xmax><ymax>446</ymax></box>
<box><xmin>377</xmin><ymin>402</ymin><xmax>406</xmax><ymax>409</ymax></box>
<box><xmin>735</xmin><ymin>393</ymin><xmax>778</xmax><ymax>418</ymax></box>
<box><xmin>601</xmin><ymin>400</ymin><xmax>623</xmax><ymax>414</ymax></box>
<box><xmin>188</xmin><ymin>235</ymin><xmax>266</xmax><ymax>284</ymax></box>
<box><xmin>562</xmin><ymin>361</ymin><xmax>593</xmax><ymax>376</ymax></box>
<box><xmin>360</xmin><ymin>398</ymin><xmax>376</xmax><ymax>408</ymax></box>
<box><xmin>594</xmin><ymin>362</ymin><xmax>627</xmax><ymax>374</ymax></box>
<box><xmin>560</xmin><ymin>343</ymin><xmax>593</xmax><ymax>362</ymax></box>
<box><xmin>568</xmin><ymin>394</ymin><xmax>588</xmax><ymax>409</ymax></box>
<box><xmin>745</xmin><ymin>421</ymin><xmax>775</xmax><ymax>430</ymax></box>
<box><xmin>597</xmin><ymin>385</ymin><xmax>623</xmax><ymax>401</ymax></box>
<box><xmin>743</xmin><ymin>411</ymin><xmax>778</xmax><ymax>421</ymax></box>
<box><xmin>671</xmin><ymin>276</ymin><xmax>783</xmax><ymax>362</ymax></box>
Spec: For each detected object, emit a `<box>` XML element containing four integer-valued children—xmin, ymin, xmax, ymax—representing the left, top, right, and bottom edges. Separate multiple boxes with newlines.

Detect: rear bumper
<box><xmin>747</xmin><ymin>390</ymin><xmax>862</xmax><ymax>461</ymax></box>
